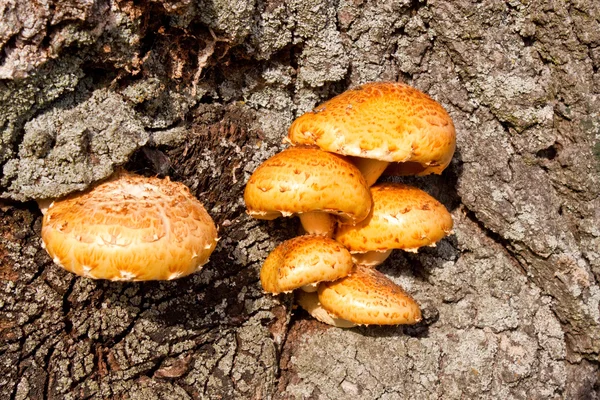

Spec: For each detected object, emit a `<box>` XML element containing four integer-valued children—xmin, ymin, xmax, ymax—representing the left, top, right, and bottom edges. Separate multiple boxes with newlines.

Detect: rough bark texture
<box><xmin>1</xmin><ymin>0</ymin><xmax>599</xmax><ymax>398</ymax></box>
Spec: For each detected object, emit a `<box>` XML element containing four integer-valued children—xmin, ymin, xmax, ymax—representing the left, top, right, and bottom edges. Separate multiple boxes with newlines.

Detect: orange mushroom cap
<box><xmin>41</xmin><ymin>171</ymin><xmax>218</xmax><ymax>281</ymax></box>
<box><xmin>287</xmin><ymin>81</ymin><xmax>456</xmax><ymax>176</ymax></box>
<box><xmin>335</xmin><ymin>183</ymin><xmax>453</xmax><ymax>255</ymax></box>
<box><xmin>260</xmin><ymin>235</ymin><xmax>353</xmax><ymax>294</ymax></box>
<box><xmin>318</xmin><ymin>265</ymin><xmax>422</xmax><ymax>325</ymax></box>
<box><xmin>244</xmin><ymin>146</ymin><xmax>371</xmax><ymax>225</ymax></box>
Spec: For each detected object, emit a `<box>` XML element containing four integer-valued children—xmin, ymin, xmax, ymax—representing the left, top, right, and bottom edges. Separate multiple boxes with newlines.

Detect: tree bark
<box><xmin>1</xmin><ymin>0</ymin><xmax>599</xmax><ymax>398</ymax></box>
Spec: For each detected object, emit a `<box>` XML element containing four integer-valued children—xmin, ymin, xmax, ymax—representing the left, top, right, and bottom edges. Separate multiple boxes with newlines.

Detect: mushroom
<box><xmin>335</xmin><ymin>183</ymin><xmax>453</xmax><ymax>267</ymax></box>
<box><xmin>287</xmin><ymin>81</ymin><xmax>456</xmax><ymax>186</ymax></box>
<box><xmin>295</xmin><ymin>290</ymin><xmax>357</xmax><ymax>328</ymax></box>
<box><xmin>260</xmin><ymin>235</ymin><xmax>353</xmax><ymax>294</ymax></box>
<box><xmin>318</xmin><ymin>264</ymin><xmax>422</xmax><ymax>325</ymax></box>
<box><xmin>41</xmin><ymin>171</ymin><xmax>218</xmax><ymax>281</ymax></box>
<box><xmin>244</xmin><ymin>146</ymin><xmax>371</xmax><ymax>237</ymax></box>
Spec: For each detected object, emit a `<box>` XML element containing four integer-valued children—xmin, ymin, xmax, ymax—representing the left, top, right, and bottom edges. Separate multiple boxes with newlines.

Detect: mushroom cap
<box><xmin>318</xmin><ymin>265</ymin><xmax>422</xmax><ymax>325</ymax></box>
<box><xmin>41</xmin><ymin>171</ymin><xmax>218</xmax><ymax>281</ymax></box>
<box><xmin>244</xmin><ymin>146</ymin><xmax>371</xmax><ymax>225</ymax></box>
<box><xmin>296</xmin><ymin>290</ymin><xmax>356</xmax><ymax>328</ymax></box>
<box><xmin>287</xmin><ymin>81</ymin><xmax>456</xmax><ymax>174</ymax></box>
<box><xmin>335</xmin><ymin>183</ymin><xmax>453</xmax><ymax>253</ymax></box>
<box><xmin>260</xmin><ymin>235</ymin><xmax>353</xmax><ymax>293</ymax></box>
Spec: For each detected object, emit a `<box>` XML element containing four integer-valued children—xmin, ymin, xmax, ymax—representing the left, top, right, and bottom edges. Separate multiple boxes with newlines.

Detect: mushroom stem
<box><xmin>352</xmin><ymin>249</ymin><xmax>393</xmax><ymax>267</ymax></box>
<box><xmin>301</xmin><ymin>283</ymin><xmax>319</xmax><ymax>293</ymax></box>
<box><xmin>36</xmin><ymin>198</ymin><xmax>54</xmax><ymax>215</ymax></box>
<box><xmin>298</xmin><ymin>211</ymin><xmax>336</xmax><ymax>237</ymax></box>
<box><xmin>384</xmin><ymin>161</ymin><xmax>431</xmax><ymax>176</ymax></box>
<box><xmin>349</xmin><ymin>157</ymin><xmax>389</xmax><ymax>187</ymax></box>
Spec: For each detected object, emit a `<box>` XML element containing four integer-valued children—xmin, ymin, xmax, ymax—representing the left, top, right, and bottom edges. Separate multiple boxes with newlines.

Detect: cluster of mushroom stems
<box><xmin>244</xmin><ymin>81</ymin><xmax>456</xmax><ymax>327</ymax></box>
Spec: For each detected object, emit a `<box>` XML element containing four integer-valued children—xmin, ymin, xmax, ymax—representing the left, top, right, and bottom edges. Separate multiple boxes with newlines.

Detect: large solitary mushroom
<box><xmin>244</xmin><ymin>146</ymin><xmax>372</xmax><ymax>237</ymax></box>
<box><xmin>41</xmin><ymin>171</ymin><xmax>218</xmax><ymax>281</ymax></box>
<box><xmin>287</xmin><ymin>81</ymin><xmax>456</xmax><ymax>186</ymax></box>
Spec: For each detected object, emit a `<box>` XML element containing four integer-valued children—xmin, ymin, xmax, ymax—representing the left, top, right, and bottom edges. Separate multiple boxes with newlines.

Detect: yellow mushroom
<box><xmin>318</xmin><ymin>265</ymin><xmax>422</xmax><ymax>325</ymax></box>
<box><xmin>335</xmin><ymin>183</ymin><xmax>453</xmax><ymax>267</ymax></box>
<box><xmin>41</xmin><ymin>171</ymin><xmax>218</xmax><ymax>281</ymax></box>
<box><xmin>244</xmin><ymin>146</ymin><xmax>371</xmax><ymax>237</ymax></box>
<box><xmin>287</xmin><ymin>81</ymin><xmax>456</xmax><ymax>186</ymax></box>
<box><xmin>260</xmin><ymin>235</ymin><xmax>353</xmax><ymax>294</ymax></box>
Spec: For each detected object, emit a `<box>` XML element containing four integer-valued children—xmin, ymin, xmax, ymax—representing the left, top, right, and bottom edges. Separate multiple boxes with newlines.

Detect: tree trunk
<box><xmin>1</xmin><ymin>0</ymin><xmax>599</xmax><ymax>398</ymax></box>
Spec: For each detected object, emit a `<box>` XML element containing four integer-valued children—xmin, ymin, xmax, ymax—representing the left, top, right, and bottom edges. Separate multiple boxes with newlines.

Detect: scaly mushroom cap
<box><xmin>287</xmin><ymin>81</ymin><xmax>456</xmax><ymax>175</ymax></box>
<box><xmin>244</xmin><ymin>146</ymin><xmax>371</xmax><ymax>225</ymax></box>
<box><xmin>296</xmin><ymin>290</ymin><xmax>356</xmax><ymax>328</ymax></box>
<box><xmin>260</xmin><ymin>235</ymin><xmax>353</xmax><ymax>293</ymax></box>
<box><xmin>41</xmin><ymin>171</ymin><xmax>218</xmax><ymax>281</ymax></box>
<box><xmin>335</xmin><ymin>183</ymin><xmax>453</xmax><ymax>253</ymax></box>
<box><xmin>318</xmin><ymin>265</ymin><xmax>422</xmax><ymax>325</ymax></box>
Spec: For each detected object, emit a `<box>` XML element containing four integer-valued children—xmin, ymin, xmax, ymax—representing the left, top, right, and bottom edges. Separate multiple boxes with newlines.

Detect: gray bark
<box><xmin>1</xmin><ymin>0</ymin><xmax>599</xmax><ymax>398</ymax></box>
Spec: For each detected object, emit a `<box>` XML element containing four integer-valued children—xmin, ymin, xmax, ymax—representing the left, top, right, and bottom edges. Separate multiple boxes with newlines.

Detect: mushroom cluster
<box><xmin>40</xmin><ymin>170</ymin><xmax>218</xmax><ymax>281</ymax></box>
<box><xmin>245</xmin><ymin>81</ymin><xmax>456</xmax><ymax>327</ymax></box>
